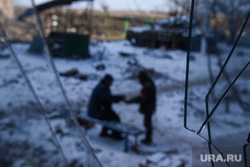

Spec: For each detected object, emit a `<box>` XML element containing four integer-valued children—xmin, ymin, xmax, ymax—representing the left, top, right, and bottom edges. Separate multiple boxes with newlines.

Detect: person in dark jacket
<box><xmin>126</xmin><ymin>71</ymin><xmax>156</xmax><ymax>145</ymax></box>
<box><xmin>88</xmin><ymin>74</ymin><xmax>125</xmax><ymax>139</ymax></box>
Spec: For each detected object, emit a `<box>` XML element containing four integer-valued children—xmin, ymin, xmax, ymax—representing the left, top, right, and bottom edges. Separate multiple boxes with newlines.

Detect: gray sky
<box><xmin>14</xmin><ymin>0</ymin><xmax>169</xmax><ymax>12</ymax></box>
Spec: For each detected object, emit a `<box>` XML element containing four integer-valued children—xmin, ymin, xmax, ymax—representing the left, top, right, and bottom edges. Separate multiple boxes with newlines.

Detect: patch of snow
<box><xmin>0</xmin><ymin>39</ymin><xmax>249</xmax><ymax>167</ymax></box>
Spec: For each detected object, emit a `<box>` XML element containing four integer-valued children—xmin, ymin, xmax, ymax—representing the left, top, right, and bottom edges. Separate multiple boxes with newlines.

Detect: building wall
<box><xmin>0</xmin><ymin>0</ymin><xmax>14</xmax><ymax>18</ymax></box>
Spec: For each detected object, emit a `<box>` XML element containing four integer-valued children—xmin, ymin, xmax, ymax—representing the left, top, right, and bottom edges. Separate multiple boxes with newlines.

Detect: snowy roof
<box><xmin>157</xmin><ymin>15</ymin><xmax>191</xmax><ymax>28</ymax></box>
<box><xmin>127</xmin><ymin>15</ymin><xmax>198</xmax><ymax>35</ymax></box>
<box><xmin>127</xmin><ymin>26</ymin><xmax>151</xmax><ymax>33</ymax></box>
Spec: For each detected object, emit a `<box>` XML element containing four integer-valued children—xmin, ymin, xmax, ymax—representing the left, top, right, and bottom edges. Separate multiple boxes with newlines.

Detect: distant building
<box><xmin>0</xmin><ymin>0</ymin><xmax>14</xmax><ymax>18</ymax></box>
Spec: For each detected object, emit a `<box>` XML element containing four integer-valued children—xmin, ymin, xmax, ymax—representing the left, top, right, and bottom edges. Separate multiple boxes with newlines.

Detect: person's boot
<box><xmin>141</xmin><ymin>138</ymin><xmax>151</xmax><ymax>145</ymax></box>
<box><xmin>99</xmin><ymin>128</ymin><xmax>109</xmax><ymax>137</ymax></box>
<box><xmin>141</xmin><ymin>129</ymin><xmax>152</xmax><ymax>145</ymax></box>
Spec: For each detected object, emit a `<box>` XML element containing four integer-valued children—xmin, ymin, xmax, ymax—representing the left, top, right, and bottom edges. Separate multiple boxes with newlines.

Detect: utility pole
<box><xmin>87</xmin><ymin>1</ymin><xmax>93</xmax><ymax>38</ymax></box>
<box><xmin>201</xmin><ymin>0</ymin><xmax>210</xmax><ymax>55</ymax></box>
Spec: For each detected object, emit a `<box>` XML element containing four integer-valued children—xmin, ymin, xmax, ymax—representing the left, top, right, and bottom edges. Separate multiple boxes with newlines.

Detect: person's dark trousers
<box><xmin>100</xmin><ymin>111</ymin><xmax>121</xmax><ymax>136</ymax></box>
<box><xmin>144</xmin><ymin>112</ymin><xmax>153</xmax><ymax>142</ymax></box>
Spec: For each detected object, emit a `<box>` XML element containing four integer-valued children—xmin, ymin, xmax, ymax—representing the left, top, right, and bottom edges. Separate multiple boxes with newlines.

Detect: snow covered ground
<box><xmin>0</xmin><ymin>40</ymin><xmax>249</xmax><ymax>167</ymax></box>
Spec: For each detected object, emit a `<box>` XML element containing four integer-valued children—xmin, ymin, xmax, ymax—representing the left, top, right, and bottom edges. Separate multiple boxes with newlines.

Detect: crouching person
<box><xmin>88</xmin><ymin>74</ymin><xmax>125</xmax><ymax>140</ymax></box>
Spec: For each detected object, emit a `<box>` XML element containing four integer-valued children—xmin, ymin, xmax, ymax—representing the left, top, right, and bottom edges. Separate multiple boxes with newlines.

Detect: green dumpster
<box><xmin>48</xmin><ymin>32</ymin><xmax>89</xmax><ymax>59</ymax></box>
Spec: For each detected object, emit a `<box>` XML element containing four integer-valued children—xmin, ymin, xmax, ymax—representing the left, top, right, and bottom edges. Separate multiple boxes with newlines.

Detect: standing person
<box><xmin>126</xmin><ymin>71</ymin><xmax>156</xmax><ymax>145</ymax></box>
<box><xmin>87</xmin><ymin>74</ymin><xmax>125</xmax><ymax>140</ymax></box>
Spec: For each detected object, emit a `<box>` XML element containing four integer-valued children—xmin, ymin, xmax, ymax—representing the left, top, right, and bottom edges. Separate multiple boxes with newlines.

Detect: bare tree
<box><xmin>167</xmin><ymin>0</ymin><xmax>201</xmax><ymax>15</ymax></box>
<box><xmin>100</xmin><ymin>0</ymin><xmax>111</xmax><ymax>39</ymax></box>
<box><xmin>167</xmin><ymin>0</ymin><xmax>250</xmax><ymax>44</ymax></box>
<box><xmin>209</xmin><ymin>0</ymin><xmax>250</xmax><ymax>44</ymax></box>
